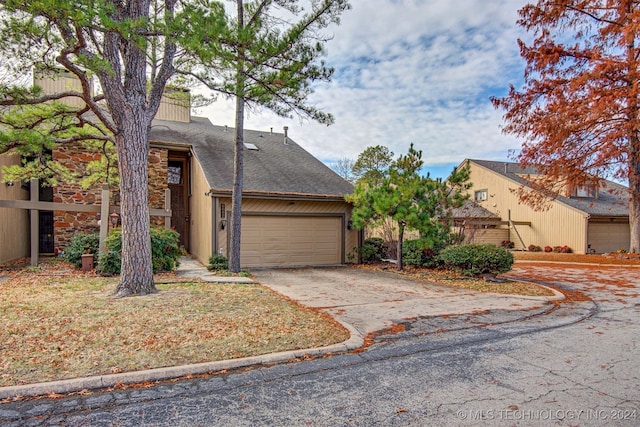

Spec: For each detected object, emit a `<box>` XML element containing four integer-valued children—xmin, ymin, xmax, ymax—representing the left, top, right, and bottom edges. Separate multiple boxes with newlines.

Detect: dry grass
<box><xmin>0</xmin><ymin>259</ymin><xmax>348</xmax><ymax>388</ymax></box>
<box><xmin>354</xmin><ymin>263</ymin><xmax>556</xmax><ymax>297</ymax></box>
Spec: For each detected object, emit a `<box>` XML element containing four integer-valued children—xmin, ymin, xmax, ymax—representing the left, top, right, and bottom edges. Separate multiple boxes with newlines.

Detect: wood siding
<box><xmin>188</xmin><ymin>159</ymin><xmax>213</xmax><ymax>265</ymax></box>
<box><xmin>0</xmin><ymin>153</ymin><xmax>30</xmax><ymax>263</ymax></box>
<box><xmin>468</xmin><ymin>162</ymin><xmax>589</xmax><ymax>253</ymax></box>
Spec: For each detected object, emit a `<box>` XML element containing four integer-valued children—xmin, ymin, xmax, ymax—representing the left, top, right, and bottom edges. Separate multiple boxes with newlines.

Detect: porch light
<box><xmin>109</xmin><ymin>212</ymin><xmax>119</xmax><ymax>227</ymax></box>
<box><xmin>347</xmin><ymin>220</ymin><xmax>353</xmax><ymax>230</ymax></box>
<box><xmin>220</xmin><ymin>219</ymin><xmax>227</xmax><ymax>230</ymax></box>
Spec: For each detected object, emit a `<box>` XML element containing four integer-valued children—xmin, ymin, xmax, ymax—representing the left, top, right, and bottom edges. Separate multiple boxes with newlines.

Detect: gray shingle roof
<box><xmin>451</xmin><ymin>199</ymin><xmax>500</xmax><ymax>220</ymax></box>
<box><xmin>470</xmin><ymin>159</ymin><xmax>629</xmax><ymax>217</ymax></box>
<box><xmin>150</xmin><ymin>117</ymin><xmax>353</xmax><ymax>197</ymax></box>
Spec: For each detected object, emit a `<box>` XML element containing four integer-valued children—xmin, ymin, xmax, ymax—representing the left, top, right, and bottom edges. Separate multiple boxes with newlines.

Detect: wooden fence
<box><xmin>0</xmin><ymin>180</ymin><xmax>171</xmax><ymax>266</ymax></box>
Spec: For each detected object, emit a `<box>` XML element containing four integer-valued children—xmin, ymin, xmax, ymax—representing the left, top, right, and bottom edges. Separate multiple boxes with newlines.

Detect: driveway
<box><xmin>253</xmin><ymin>266</ymin><xmax>558</xmax><ymax>337</ymax></box>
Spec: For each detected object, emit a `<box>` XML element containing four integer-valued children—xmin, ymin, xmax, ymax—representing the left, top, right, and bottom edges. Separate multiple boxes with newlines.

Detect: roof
<box><xmin>451</xmin><ymin>199</ymin><xmax>500</xmax><ymax>220</ymax></box>
<box><xmin>150</xmin><ymin>116</ymin><xmax>354</xmax><ymax>198</ymax></box>
<box><xmin>468</xmin><ymin>159</ymin><xmax>629</xmax><ymax>217</ymax></box>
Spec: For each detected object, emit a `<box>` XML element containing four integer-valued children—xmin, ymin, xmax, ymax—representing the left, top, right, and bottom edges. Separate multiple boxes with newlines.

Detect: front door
<box><xmin>168</xmin><ymin>153</ymin><xmax>190</xmax><ymax>250</ymax></box>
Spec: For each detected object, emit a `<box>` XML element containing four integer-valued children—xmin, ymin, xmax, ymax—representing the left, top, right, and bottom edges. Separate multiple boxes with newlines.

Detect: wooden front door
<box><xmin>168</xmin><ymin>153</ymin><xmax>190</xmax><ymax>250</ymax></box>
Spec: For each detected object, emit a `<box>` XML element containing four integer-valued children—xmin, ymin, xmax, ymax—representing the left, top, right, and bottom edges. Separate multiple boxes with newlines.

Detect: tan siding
<box><xmin>34</xmin><ymin>71</ymin><xmax>88</xmax><ymax>107</ymax></box>
<box><xmin>461</xmin><ymin>227</ymin><xmax>509</xmax><ymax>246</ymax></box>
<box><xmin>468</xmin><ymin>162</ymin><xmax>589</xmax><ymax>253</ymax></box>
<box><xmin>0</xmin><ymin>153</ymin><xmax>30</xmax><ymax>263</ymax></box>
<box><xmin>154</xmin><ymin>90</ymin><xmax>190</xmax><ymax>123</ymax></box>
<box><xmin>188</xmin><ymin>160</ymin><xmax>212</xmax><ymax>265</ymax></box>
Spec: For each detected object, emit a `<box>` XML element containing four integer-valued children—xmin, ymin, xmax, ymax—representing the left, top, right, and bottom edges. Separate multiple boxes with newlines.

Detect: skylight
<box><xmin>244</xmin><ymin>142</ymin><xmax>259</xmax><ymax>150</ymax></box>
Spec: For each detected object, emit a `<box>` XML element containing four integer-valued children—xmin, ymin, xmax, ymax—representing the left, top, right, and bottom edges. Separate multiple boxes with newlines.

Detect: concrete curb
<box><xmin>0</xmin><ymin>319</ymin><xmax>363</xmax><ymax>400</ymax></box>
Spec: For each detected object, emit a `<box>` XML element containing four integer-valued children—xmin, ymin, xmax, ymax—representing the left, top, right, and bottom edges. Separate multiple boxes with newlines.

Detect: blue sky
<box><xmin>201</xmin><ymin>0</ymin><xmax>531</xmax><ymax>179</ymax></box>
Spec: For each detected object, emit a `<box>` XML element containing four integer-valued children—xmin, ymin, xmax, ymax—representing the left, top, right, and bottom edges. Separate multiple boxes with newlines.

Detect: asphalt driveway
<box><xmin>253</xmin><ymin>266</ymin><xmax>558</xmax><ymax>337</ymax></box>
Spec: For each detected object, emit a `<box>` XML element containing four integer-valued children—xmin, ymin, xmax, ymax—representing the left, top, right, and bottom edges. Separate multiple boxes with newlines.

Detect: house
<box><xmin>0</xmin><ymin>71</ymin><xmax>359</xmax><ymax>267</ymax></box>
<box><xmin>463</xmin><ymin>159</ymin><xmax>630</xmax><ymax>254</ymax></box>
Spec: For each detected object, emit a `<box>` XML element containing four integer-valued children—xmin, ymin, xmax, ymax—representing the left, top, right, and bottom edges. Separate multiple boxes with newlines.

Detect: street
<box><xmin>1</xmin><ymin>263</ymin><xmax>639</xmax><ymax>426</ymax></box>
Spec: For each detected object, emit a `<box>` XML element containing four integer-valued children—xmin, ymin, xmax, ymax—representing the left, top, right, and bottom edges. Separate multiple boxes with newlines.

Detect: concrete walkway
<box><xmin>0</xmin><ymin>259</ymin><xmax>562</xmax><ymax>400</ymax></box>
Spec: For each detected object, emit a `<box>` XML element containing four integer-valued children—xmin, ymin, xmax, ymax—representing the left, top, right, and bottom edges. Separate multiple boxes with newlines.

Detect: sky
<box><xmin>199</xmin><ymin>0</ymin><xmax>531</xmax><ymax>179</ymax></box>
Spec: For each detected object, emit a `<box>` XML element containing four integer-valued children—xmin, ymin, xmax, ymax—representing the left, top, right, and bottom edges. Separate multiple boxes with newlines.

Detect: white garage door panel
<box><xmin>588</xmin><ymin>223</ymin><xmax>630</xmax><ymax>254</ymax></box>
<box><xmin>241</xmin><ymin>216</ymin><xmax>342</xmax><ymax>267</ymax></box>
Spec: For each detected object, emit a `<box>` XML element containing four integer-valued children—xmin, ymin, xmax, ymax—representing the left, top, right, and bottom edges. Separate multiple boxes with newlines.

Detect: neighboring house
<box><xmin>464</xmin><ymin>159</ymin><xmax>630</xmax><ymax>254</ymax></box>
<box><xmin>0</xmin><ymin>72</ymin><xmax>359</xmax><ymax>267</ymax></box>
<box><xmin>451</xmin><ymin>200</ymin><xmax>506</xmax><ymax>246</ymax></box>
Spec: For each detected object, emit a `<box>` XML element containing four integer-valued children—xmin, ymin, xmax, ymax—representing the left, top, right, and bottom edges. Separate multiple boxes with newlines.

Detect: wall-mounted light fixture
<box><xmin>109</xmin><ymin>212</ymin><xmax>119</xmax><ymax>228</ymax></box>
<box><xmin>5</xmin><ymin>181</ymin><xmax>14</xmax><ymax>187</ymax></box>
<box><xmin>347</xmin><ymin>220</ymin><xmax>353</xmax><ymax>230</ymax></box>
<box><xmin>220</xmin><ymin>219</ymin><xmax>227</xmax><ymax>230</ymax></box>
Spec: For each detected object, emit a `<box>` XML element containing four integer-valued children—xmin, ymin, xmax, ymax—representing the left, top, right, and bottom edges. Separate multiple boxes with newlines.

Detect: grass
<box><xmin>0</xmin><ymin>259</ymin><xmax>348</xmax><ymax>388</ymax></box>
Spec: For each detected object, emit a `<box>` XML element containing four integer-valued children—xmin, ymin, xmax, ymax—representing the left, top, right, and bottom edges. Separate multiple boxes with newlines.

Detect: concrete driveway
<box><xmin>253</xmin><ymin>266</ymin><xmax>558</xmax><ymax>337</ymax></box>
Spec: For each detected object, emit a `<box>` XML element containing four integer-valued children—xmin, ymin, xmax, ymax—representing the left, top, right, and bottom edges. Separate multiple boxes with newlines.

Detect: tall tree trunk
<box><xmin>629</xmin><ymin>139</ymin><xmax>640</xmax><ymax>253</ymax></box>
<box><xmin>114</xmin><ymin>116</ymin><xmax>155</xmax><ymax>297</ymax></box>
<box><xmin>396</xmin><ymin>222</ymin><xmax>404</xmax><ymax>271</ymax></box>
<box><xmin>228</xmin><ymin>0</ymin><xmax>245</xmax><ymax>273</ymax></box>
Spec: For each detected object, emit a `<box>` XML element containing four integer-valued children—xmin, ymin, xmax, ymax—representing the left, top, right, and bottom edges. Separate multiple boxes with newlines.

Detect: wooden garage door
<box><xmin>241</xmin><ymin>216</ymin><xmax>342</xmax><ymax>268</ymax></box>
<box><xmin>588</xmin><ymin>222</ymin><xmax>630</xmax><ymax>254</ymax></box>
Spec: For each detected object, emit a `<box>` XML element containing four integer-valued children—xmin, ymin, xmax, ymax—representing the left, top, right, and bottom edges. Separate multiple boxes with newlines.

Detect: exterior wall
<box><xmin>0</xmin><ymin>152</ymin><xmax>30</xmax><ymax>263</ymax></box>
<box><xmin>215</xmin><ymin>197</ymin><xmax>358</xmax><ymax>266</ymax></box>
<box><xmin>155</xmin><ymin>89</ymin><xmax>190</xmax><ymax>123</ymax></box>
<box><xmin>458</xmin><ymin>227</ymin><xmax>509</xmax><ymax>246</ymax></box>
<box><xmin>468</xmin><ymin>162</ymin><xmax>589</xmax><ymax>253</ymax></box>
<box><xmin>52</xmin><ymin>144</ymin><xmax>168</xmax><ymax>251</ymax></box>
<box><xmin>34</xmin><ymin>70</ymin><xmax>88</xmax><ymax>108</ymax></box>
<box><xmin>188</xmin><ymin>159</ymin><xmax>213</xmax><ymax>265</ymax></box>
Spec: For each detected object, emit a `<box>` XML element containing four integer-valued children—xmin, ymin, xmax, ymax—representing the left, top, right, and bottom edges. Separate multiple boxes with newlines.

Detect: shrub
<box><xmin>63</xmin><ymin>232</ymin><xmax>100</xmax><ymax>268</ymax></box>
<box><xmin>544</xmin><ymin>245</ymin><xmax>553</xmax><ymax>253</ymax></box>
<box><xmin>208</xmin><ymin>254</ymin><xmax>229</xmax><ymax>271</ymax></box>
<box><xmin>528</xmin><ymin>244</ymin><xmax>542</xmax><ymax>252</ymax></box>
<box><xmin>437</xmin><ymin>244</ymin><xmax>514</xmax><ymax>276</ymax></box>
<box><xmin>552</xmin><ymin>245</ymin><xmax>572</xmax><ymax>253</ymax></box>
<box><xmin>97</xmin><ymin>226</ymin><xmax>181</xmax><ymax>275</ymax></box>
<box><xmin>355</xmin><ymin>237</ymin><xmax>387</xmax><ymax>264</ymax></box>
<box><xmin>403</xmin><ymin>238</ymin><xmax>442</xmax><ymax>268</ymax></box>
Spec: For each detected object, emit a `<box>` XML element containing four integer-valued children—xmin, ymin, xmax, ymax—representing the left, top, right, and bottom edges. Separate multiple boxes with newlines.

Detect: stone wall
<box><xmin>52</xmin><ymin>144</ymin><xmax>169</xmax><ymax>251</ymax></box>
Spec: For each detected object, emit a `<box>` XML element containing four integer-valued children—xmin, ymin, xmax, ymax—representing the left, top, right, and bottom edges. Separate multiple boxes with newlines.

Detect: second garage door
<box><xmin>241</xmin><ymin>215</ymin><xmax>342</xmax><ymax>268</ymax></box>
<box><xmin>588</xmin><ymin>222</ymin><xmax>630</xmax><ymax>254</ymax></box>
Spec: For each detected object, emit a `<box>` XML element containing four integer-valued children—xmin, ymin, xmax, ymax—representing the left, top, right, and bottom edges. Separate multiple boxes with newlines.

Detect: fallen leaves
<box><xmin>0</xmin><ymin>259</ymin><xmax>349</xmax><ymax>387</ymax></box>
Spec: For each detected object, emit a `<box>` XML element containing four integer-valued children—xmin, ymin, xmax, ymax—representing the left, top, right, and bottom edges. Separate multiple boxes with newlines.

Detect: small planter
<box><xmin>81</xmin><ymin>253</ymin><xmax>95</xmax><ymax>272</ymax></box>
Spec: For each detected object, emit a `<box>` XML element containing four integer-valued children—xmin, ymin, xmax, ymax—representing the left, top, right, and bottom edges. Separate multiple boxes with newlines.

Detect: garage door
<box><xmin>588</xmin><ymin>222</ymin><xmax>630</xmax><ymax>254</ymax></box>
<box><xmin>241</xmin><ymin>216</ymin><xmax>342</xmax><ymax>268</ymax></box>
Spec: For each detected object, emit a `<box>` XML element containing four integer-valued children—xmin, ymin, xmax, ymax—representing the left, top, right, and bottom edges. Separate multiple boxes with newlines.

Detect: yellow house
<box><xmin>464</xmin><ymin>159</ymin><xmax>630</xmax><ymax>254</ymax></box>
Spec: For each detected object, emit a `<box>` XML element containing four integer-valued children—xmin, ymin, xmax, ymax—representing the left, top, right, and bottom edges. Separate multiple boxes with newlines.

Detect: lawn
<box><xmin>0</xmin><ymin>259</ymin><xmax>348</xmax><ymax>388</ymax></box>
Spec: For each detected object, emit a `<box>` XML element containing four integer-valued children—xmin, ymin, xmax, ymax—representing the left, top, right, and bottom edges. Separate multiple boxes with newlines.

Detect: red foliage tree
<box><xmin>492</xmin><ymin>0</ymin><xmax>640</xmax><ymax>253</ymax></box>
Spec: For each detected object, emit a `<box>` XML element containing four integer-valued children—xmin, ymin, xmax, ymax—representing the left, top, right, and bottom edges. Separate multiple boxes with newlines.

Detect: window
<box><xmin>474</xmin><ymin>189</ymin><xmax>488</xmax><ymax>202</ymax></box>
<box><xmin>168</xmin><ymin>161</ymin><xmax>183</xmax><ymax>185</ymax></box>
<box><xmin>571</xmin><ymin>184</ymin><xmax>597</xmax><ymax>198</ymax></box>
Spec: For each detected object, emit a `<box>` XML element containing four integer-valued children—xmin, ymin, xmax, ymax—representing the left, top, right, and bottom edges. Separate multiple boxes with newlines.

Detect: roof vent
<box><xmin>283</xmin><ymin>126</ymin><xmax>289</xmax><ymax>145</ymax></box>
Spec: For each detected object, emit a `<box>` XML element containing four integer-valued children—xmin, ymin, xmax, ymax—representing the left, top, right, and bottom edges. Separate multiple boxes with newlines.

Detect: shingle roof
<box><xmin>451</xmin><ymin>199</ymin><xmax>500</xmax><ymax>220</ymax></box>
<box><xmin>150</xmin><ymin>116</ymin><xmax>354</xmax><ymax>198</ymax></box>
<box><xmin>469</xmin><ymin>159</ymin><xmax>629</xmax><ymax>217</ymax></box>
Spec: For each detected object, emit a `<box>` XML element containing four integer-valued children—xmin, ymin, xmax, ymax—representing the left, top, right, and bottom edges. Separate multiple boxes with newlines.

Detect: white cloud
<box><xmin>200</xmin><ymin>0</ymin><xmax>530</xmax><ymax>176</ymax></box>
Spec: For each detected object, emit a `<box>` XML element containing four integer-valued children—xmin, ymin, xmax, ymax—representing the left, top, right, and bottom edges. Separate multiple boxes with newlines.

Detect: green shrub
<box><xmin>437</xmin><ymin>244</ymin><xmax>514</xmax><ymax>276</ymax></box>
<box><xmin>208</xmin><ymin>254</ymin><xmax>229</xmax><ymax>271</ymax></box>
<box><xmin>403</xmin><ymin>238</ymin><xmax>442</xmax><ymax>268</ymax></box>
<box><xmin>63</xmin><ymin>232</ymin><xmax>100</xmax><ymax>268</ymax></box>
<box><xmin>355</xmin><ymin>237</ymin><xmax>387</xmax><ymax>264</ymax></box>
<box><xmin>97</xmin><ymin>226</ymin><xmax>181</xmax><ymax>275</ymax></box>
